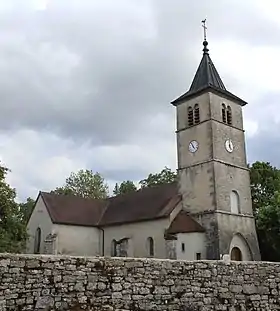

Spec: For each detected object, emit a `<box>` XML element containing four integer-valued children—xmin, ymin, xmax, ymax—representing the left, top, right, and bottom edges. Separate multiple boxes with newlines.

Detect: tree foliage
<box><xmin>249</xmin><ymin>161</ymin><xmax>280</xmax><ymax>213</ymax></box>
<box><xmin>113</xmin><ymin>180</ymin><xmax>137</xmax><ymax>196</ymax></box>
<box><xmin>249</xmin><ymin>161</ymin><xmax>280</xmax><ymax>261</ymax></box>
<box><xmin>255</xmin><ymin>192</ymin><xmax>280</xmax><ymax>261</ymax></box>
<box><xmin>19</xmin><ymin>197</ymin><xmax>36</xmax><ymax>224</ymax></box>
<box><xmin>52</xmin><ymin>169</ymin><xmax>109</xmax><ymax>199</ymax></box>
<box><xmin>51</xmin><ymin>187</ymin><xmax>75</xmax><ymax>196</ymax></box>
<box><xmin>5</xmin><ymin>160</ymin><xmax>280</xmax><ymax>261</ymax></box>
<box><xmin>139</xmin><ymin>167</ymin><xmax>177</xmax><ymax>188</ymax></box>
<box><xmin>0</xmin><ymin>163</ymin><xmax>27</xmax><ymax>253</ymax></box>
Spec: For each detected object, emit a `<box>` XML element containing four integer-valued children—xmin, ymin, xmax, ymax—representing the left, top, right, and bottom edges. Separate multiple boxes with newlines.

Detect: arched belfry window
<box><xmin>230</xmin><ymin>190</ymin><xmax>240</xmax><ymax>214</ymax></box>
<box><xmin>188</xmin><ymin>106</ymin><xmax>194</xmax><ymax>126</ymax></box>
<box><xmin>34</xmin><ymin>227</ymin><xmax>41</xmax><ymax>254</ymax></box>
<box><xmin>147</xmin><ymin>237</ymin><xmax>154</xmax><ymax>257</ymax></box>
<box><xmin>226</xmin><ymin>105</ymin><xmax>232</xmax><ymax>125</ymax></box>
<box><xmin>194</xmin><ymin>104</ymin><xmax>200</xmax><ymax>124</ymax></box>
<box><xmin>222</xmin><ymin>104</ymin><xmax>226</xmax><ymax>123</ymax></box>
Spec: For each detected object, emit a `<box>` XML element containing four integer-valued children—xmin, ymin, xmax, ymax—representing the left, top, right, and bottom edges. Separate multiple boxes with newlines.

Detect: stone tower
<box><xmin>172</xmin><ymin>39</ymin><xmax>261</xmax><ymax>261</ymax></box>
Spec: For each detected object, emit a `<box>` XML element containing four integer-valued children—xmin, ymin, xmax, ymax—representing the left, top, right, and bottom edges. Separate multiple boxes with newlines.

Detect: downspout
<box><xmin>100</xmin><ymin>227</ymin><xmax>105</xmax><ymax>256</ymax></box>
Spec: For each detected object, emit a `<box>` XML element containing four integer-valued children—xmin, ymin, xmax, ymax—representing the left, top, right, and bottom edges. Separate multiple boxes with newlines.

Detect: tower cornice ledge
<box><xmin>171</xmin><ymin>86</ymin><xmax>247</xmax><ymax>107</ymax></box>
<box><xmin>185</xmin><ymin>210</ymin><xmax>254</xmax><ymax>218</ymax></box>
<box><xmin>176</xmin><ymin>117</ymin><xmax>245</xmax><ymax>133</ymax></box>
<box><xmin>178</xmin><ymin>159</ymin><xmax>249</xmax><ymax>172</ymax></box>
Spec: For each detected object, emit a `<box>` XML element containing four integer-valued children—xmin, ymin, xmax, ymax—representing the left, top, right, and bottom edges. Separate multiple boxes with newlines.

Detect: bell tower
<box><xmin>171</xmin><ymin>25</ymin><xmax>261</xmax><ymax>260</ymax></box>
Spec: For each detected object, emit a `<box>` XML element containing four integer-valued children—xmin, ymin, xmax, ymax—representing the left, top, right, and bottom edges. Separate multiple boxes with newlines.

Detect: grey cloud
<box><xmin>245</xmin><ymin>92</ymin><xmax>280</xmax><ymax>166</ymax></box>
<box><xmin>101</xmin><ymin>168</ymin><xmax>147</xmax><ymax>185</ymax></box>
<box><xmin>0</xmin><ymin>0</ymin><xmax>279</xmax><ymax>148</ymax></box>
<box><xmin>247</xmin><ymin>125</ymin><xmax>280</xmax><ymax>167</ymax></box>
<box><xmin>1</xmin><ymin>0</ymin><xmax>280</xmax><ymax>201</ymax></box>
<box><xmin>245</xmin><ymin>92</ymin><xmax>280</xmax><ymax>123</ymax></box>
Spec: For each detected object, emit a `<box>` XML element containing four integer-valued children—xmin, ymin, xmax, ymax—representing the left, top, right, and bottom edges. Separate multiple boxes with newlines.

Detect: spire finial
<box><xmin>201</xmin><ymin>19</ymin><xmax>209</xmax><ymax>53</ymax></box>
<box><xmin>202</xmin><ymin>19</ymin><xmax>207</xmax><ymax>41</ymax></box>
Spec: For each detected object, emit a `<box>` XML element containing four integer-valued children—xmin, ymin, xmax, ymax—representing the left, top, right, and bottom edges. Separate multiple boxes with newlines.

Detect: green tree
<box><xmin>0</xmin><ymin>163</ymin><xmax>28</xmax><ymax>253</ymax></box>
<box><xmin>52</xmin><ymin>169</ymin><xmax>109</xmax><ymax>199</ymax></box>
<box><xmin>256</xmin><ymin>192</ymin><xmax>280</xmax><ymax>261</ymax></box>
<box><xmin>113</xmin><ymin>183</ymin><xmax>119</xmax><ymax>196</ymax></box>
<box><xmin>19</xmin><ymin>197</ymin><xmax>36</xmax><ymax>224</ymax></box>
<box><xmin>51</xmin><ymin>187</ymin><xmax>75</xmax><ymax>196</ymax></box>
<box><xmin>139</xmin><ymin>167</ymin><xmax>177</xmax><ymax>188</ymax></box>
<box><xmin>249</xmin><ymin>161</ymin><xmax>280</xmax><ymax>213</ymax></box>
<box><xmin>249</xmin><ymin>161</ymin><xmax>280</xmax><ymax>261</ymax></box>
<box><xmin>113</xmin><ymin>180</ymin><xmax>137</xmax><ymax>196</ymax></box>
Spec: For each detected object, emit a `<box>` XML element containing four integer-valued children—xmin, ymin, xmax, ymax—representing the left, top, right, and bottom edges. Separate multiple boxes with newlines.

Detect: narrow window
<box><xmin>181</xmin><ymin>242</ymin><xmax>185</xmax><ymax>253</ymax></box>
<box><xmin>226</xmin><ymin>105</ymin><xmax>232</xmax><ymax>125</ymax></box>
<box><xmin>230</xmin><ymin>190</ymin><xmax>240</xmax><ymax>214</ymax></box>
<box><xmin>194</xmin><ymin>104</ymin><xmax>200</xmax><ymax>124</ymax></box>
<box><xmin>196</xmin><ymin>253</ymin><xmax>201</xmax><ymax>260</ymax></box>
<box><xmin>147</xmin><ymin>237</ymin><xmax>154</xmax><ymax>257</ymax></box>
<box><xmin>111</xmin><ymin>239</ymin><xmax>117</xmax><ymax>256</ymax></box>
<box><xmin>119</xmin><ymin>238</ymin><xmax>129</xmax><ymax>257</ymax></box>
<box><xmin>34</xmin><ymin>227</ymin><xmax>41</xmax><ymax>254</ymax></box>
<box><xmin>222</xmin><ymin>104</ymin><xmax>226</xmax><ymax>123</ymax></box>
<box><xmin>188</xmin><ymin>106</ymin><xmax>194</xmax><ymax>126</ymax></box>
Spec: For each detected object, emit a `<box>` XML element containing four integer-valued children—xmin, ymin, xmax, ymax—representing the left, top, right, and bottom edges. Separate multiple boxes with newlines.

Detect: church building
<box><xmin>26</xmin><ymin>36</ymin><xmax>261</xmax><ymax>261</ymax></box>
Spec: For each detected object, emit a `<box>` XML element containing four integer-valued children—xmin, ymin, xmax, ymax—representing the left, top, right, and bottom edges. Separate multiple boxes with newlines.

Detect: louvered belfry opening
<box><xmin>194</xmin><ymin>104</ymin><xmax>200</xmax><ymax>124</ymax></box>
<box><xmin>188</xmin><ymin>106</ymin><xmax>194</xmax><ymax>126</ymax></box>
<box><xmin>222</xmin><ymin>104</ymin><xmax>226</xmax><ymax>123</ymax></box>
<box><xmin>226</xmin><ymin>106</ymin><xmax>232</xmax><ymax>125</ymax></box>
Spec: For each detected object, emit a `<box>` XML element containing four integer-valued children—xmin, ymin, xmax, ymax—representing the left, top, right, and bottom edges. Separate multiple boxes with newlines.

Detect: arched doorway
<box><xmin>230</xmin><ymin>247</ymin><xmax>242</xmax><ymax>261</ymax></box>
<box><xmin>229</xmin><ymin>233</ymin><xmax>253</xmax><ymax>261</ymax></box>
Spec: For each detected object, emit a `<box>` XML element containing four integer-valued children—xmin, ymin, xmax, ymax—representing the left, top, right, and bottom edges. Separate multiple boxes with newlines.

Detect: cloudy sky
<box><xmin>0</xmin><ymin>0</ymin><xmax>279</xmax><ymax>201</ymax></box>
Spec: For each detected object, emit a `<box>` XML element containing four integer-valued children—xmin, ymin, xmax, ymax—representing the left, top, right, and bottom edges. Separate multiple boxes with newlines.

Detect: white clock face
<box><xmin>189</xmin><ymin>140</ymin><xmax>199</xmax><ymax>153</ymax></box>
<box><xmin>225</xmin><ymin>139</ymin><xmax>234</xmax><ymax>153</ymax></box>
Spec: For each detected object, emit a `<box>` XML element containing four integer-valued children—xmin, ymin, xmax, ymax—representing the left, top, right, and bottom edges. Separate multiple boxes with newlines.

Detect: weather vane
<box><xmin>201</xmin><ymin>19</ymin><xmax>207</xmax><ymax>41</ymax></box>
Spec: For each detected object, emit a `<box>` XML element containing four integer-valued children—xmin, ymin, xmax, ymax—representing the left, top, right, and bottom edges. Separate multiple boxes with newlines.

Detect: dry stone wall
<box><xmin>0</xmin><ymin>253</ymin><xmax>280</xmax><ymax>311</ymax></box>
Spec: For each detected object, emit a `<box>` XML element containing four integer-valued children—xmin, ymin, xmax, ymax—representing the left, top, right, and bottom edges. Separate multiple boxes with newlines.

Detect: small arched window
<box><xmin>194</xmin><ymin>104</ymin><xmax>200</xmax><ymax>124</ymax></box>
<box><xmin>230</xmin><ymin>190</ymin><xmax>240</xmax><ymax>214</ymax></box>
<box><xmin>147</xmin><ymin>237</ymin><xmax>154</xmax><ymax>257</ymax></box>
<box><xmin>34</xmin><ymin>227</ymin><xmax>41</xmax><ymax>254</ymax></box>
<box><xmin>221</xmin><ymin>104</ymin><xmax>226</xmax><ymax>123</ymax></box>
<box><xmin>188</xmin><ymin>106</ymin><xmax>194</xmax><ymax>126</ymax></box>
<box><xmin>111</xmin><ymin>239</ymin><xmax>117</xmax><ymax>256</ymax></box>
<box><xmin>226</xmin><ymin>105</ymin><xmax>232</xmax><ymax>125</ymax></box>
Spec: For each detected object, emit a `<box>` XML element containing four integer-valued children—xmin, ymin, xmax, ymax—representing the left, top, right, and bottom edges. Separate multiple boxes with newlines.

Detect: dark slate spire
<box><xmin>188</xmin><ymin>40</ymin><xmax>226</xmax><ymax>92</ymax></box>
<box><xmin>171</xmin><ymin>40</ymin><xmax>247</xmax><ymax>106</ymax></box>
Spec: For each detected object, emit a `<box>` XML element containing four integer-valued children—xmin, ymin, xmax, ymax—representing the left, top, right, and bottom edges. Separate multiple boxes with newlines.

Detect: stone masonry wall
<box><xmin>1</xmin><ymin>254</ymin><xmax>280</xmax><ymax>311</ymax></box>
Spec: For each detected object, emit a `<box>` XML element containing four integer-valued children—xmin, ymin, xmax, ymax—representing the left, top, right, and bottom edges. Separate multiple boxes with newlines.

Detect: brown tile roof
<box><xmin>39</xmin><ymin>182</ymin><xmax>180</xmax><ymax>227</ymax></box>
<box><xmin>166</xmin><ymin>211</ymin><xmax>205</xmax><ymax>235</ymax></box>
<box><xmin>41</xmin><ymin>192</ymin><xmax>107</xmax><ymax>227</ymax></box>
<box><xmin>99</xmin><ymin>182</ymin><xmax>180</xmax><ymax>226</ymax></box>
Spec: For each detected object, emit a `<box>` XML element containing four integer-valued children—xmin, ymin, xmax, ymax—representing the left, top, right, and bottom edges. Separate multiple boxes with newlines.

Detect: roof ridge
<box><xmin>39</xmin><ymin>182</ymin><xmax>180</xmax><ymax>228</ymax></box>
<box><xmin>42</xmin><ymin>181</ymin><xmax>178</xmax><ymax>203</ymax></box>
<box><xmin>108</xmin><ymin>181</ymin><xmax>177</xmax><ymax>200</ymax></box>
<box><xmin>96</xmin><ymin>200</ymin><xmax>110</xmax><ymax>226</ymax></box>
<box><xmin>41</xmin><ymin>191</ymin><xmax>108</xmax><ymax>203</ymax></box>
